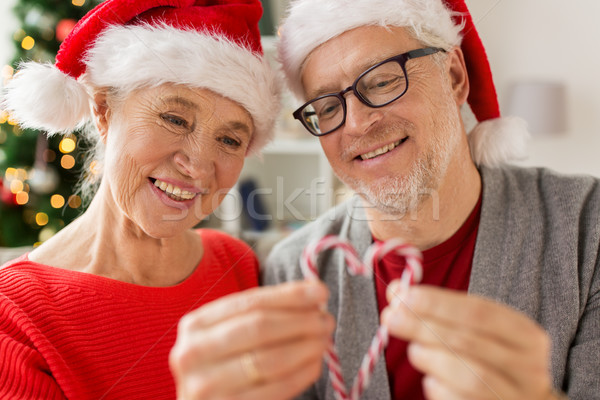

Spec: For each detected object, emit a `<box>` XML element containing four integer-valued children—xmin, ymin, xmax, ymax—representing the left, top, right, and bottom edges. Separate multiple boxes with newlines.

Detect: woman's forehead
<box><xmin>128</xmin><ymin>85</ymin><xmax>252</xmax><ymax>118</ymax></box>
<box><xmin>119</xmin><ymin>84</ymin><xmax>254</xmax><ymax>136</ymax></box>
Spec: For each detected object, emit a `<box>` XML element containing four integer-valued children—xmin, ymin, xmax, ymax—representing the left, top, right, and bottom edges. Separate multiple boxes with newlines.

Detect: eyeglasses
<box><xmin>293</xmin><ymin>47</ymin><xmax>445</xmax><ymax>136</ymax></box>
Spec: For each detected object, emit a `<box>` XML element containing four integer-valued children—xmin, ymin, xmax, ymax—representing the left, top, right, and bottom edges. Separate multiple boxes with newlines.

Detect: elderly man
<box><xmin>263</xmin><ymin>0</ymin><xmax>599</xmax><ymax>399</ymax></box>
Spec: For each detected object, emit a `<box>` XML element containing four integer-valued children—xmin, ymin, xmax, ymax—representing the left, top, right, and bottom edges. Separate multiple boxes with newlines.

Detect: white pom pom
<box><xmin>468</xmin><ymin>116</ymin><xmax>530</xmax><ymax>167</ymax></box>
<box><xmin>1</xmin><ymin>62</ymin><xmax>91</xmax><ymax>135</ymax></box>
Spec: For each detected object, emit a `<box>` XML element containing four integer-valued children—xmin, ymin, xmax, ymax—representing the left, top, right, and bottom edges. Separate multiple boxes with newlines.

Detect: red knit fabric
<box><xmin>374</xmin><ymin>194</ymin><xmax>482</xmax><ymax>399</ymax></box>
<box><xmin>0</xmin><ymin>229</ymin><xmax>258</xmax><ymax>400</ymax></box>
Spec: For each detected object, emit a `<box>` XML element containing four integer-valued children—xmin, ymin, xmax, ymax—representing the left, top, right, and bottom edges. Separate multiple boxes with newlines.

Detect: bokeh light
<box><xmin>21</xmin><ymin>36</ymin><xmax>35</xmax><ymax>50</ymax></box>
<box><xmin>39</xmin><ymin>227</ymin><xmax>56</xmax><ymax>242</ymax></box>
<box><xmin>61</xmin><ymin>154</ymin><xmax>76</xmax><ymax>169</ymax></box>
<box><xmin>89</xmin><ymin>160</ymin><xmax>101</xmax><ymax>175</ymax></box>
<box><xmin>50</xmin><ymin>194</ymin><xmax>65</xmax><ymax>208</ymax></box>
<box><xmin>35</xmin><ymin>212</ymin><xmax>49</xmax><ymax>226</ymax></box>
<box><xmin>0</xmin><ymin>110</ymin><xmax>8</xmax><ymax>124</ymax></box>
<box><xmin>5</xmin><ymin>168</ymin><xmax>17</xmax><ymax>179</ymax></box>
<box><xmin>15</xmin><ymin>191</ymin><xmax>29</xmax><ymax>205</ymax></box>
<box><xmin>68</xmin><ymin>195</ymin><xmax>82</xmax><ymax>208</ymax></box>
<box><xmin>10</xmin><ymin>180</ymin><xmax>23</xmax><ymax>194</ymax></box>
<box><xmin>59</xmin><ymin>137</ymin><xmax>76</xmax><ymax>153</ymax></box>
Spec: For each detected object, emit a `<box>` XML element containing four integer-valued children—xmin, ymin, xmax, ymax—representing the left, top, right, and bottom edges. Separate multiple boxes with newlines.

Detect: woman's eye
<box><xmin>161</xmin><ymin>114</ymin><xmax>188</xmax><ymax>129</ymax></box>
<box><xmin>220</xmin><ymin>136</ymin><xmax>241</xmax><ymax>148</ymax></box>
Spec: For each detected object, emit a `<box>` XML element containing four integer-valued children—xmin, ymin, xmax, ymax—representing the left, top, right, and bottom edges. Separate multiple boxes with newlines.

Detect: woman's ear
<box><xmin>91</xmin><ymin>90</ymin><xmax>111</xmax><ymax>142</ymax></box>
<box><xmin>446</xmin><ymin>46</ymin><xmax>470</xmax><ymax>106</ymax></box>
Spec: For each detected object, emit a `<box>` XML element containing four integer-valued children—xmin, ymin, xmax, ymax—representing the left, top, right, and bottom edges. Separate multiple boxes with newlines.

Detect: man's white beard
<box><xmin>337</xmin><ymin>92</ymin><xmax>462</xmax><ymax>217</ymax></box>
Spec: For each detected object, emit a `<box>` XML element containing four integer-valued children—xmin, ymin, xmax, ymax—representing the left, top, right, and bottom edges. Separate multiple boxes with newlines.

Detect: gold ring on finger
<box><xmin>240</xmin><ymin>351</ymin><xmax>262</xmax><ymax>384</ymax></box>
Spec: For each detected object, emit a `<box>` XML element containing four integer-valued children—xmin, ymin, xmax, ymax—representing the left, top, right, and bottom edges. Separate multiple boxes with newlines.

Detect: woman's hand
<box><xmin>170</xmin><ymin>281</ymin><xmax>334</xmax><ymax>400</ymax></box>
<box><xmin>381</xmin><ymin>284</ymin><xmax>557</xmax><ymax>400</ymax></box>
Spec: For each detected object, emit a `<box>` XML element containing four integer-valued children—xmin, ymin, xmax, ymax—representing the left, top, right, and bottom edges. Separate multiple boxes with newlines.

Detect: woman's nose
<box><xmin>173</xmin><ymin>150</ymin><xmax>214</xmax><ymax>179</ymax></box>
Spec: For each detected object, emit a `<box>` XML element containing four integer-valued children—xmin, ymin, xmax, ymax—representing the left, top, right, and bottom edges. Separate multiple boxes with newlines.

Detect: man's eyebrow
<box><xmin>304</xmin><ymin>55</ymin><xmax>387</xmax><ymax>100</ymax></box>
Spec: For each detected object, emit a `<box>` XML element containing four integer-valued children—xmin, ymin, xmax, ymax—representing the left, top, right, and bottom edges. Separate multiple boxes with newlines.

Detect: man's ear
<box><xmin>91</xmin><ymin>91</ymin><xmax>111</xmax><ymax>142</ymax></box>
<box><xmin>446</xmin><ymin>46</ymin><xmax>470</xmax><ymax>106</ymax></box>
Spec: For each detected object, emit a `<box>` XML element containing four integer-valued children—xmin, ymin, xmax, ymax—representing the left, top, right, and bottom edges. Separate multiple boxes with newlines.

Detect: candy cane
<box><xmin>300</xmin><ymin>236</ymin><xmax>423</xmax><ymax>400</ymax></box>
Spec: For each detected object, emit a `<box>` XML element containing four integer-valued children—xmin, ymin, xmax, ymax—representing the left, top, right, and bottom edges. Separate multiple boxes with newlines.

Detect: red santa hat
<box><xmin>2</xmin><ymin>0</ymin><xmax>281</xmax><ymax>154</ymax></box>
<box><xmin>278</xmin><ymin>0</ymin><xmax>529</xmax><ymax>167</ymax></box>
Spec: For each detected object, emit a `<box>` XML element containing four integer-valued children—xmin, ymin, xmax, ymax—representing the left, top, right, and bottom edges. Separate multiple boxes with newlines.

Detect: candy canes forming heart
<box><xmin>300</xmin><ymin>235</ymin><xmax>423</xmax><ymax>400</ymax></box>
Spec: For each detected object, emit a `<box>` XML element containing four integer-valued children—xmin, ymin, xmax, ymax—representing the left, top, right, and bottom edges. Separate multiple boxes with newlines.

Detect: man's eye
<box><xmin>161</xmin><ymin>114</ymin><xmax>188</xmax><ymax>128</ymax></box>
<box><xmin>363</xmin><ymin>75</ymin><xmax>402</xmax><ymax>92</ymax></box>
<box><xmin>316</xmin><ymin>102</ymin><xmax>341</xmax><ymax>120</ymax></box>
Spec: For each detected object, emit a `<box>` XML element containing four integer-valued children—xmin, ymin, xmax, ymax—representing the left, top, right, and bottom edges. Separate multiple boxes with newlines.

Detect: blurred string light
<box><xmin>10</xmin><ymin>179</ymin><xmax>24</xmax><ymax>193</ymax></box>
<box><xmin>21</xmin><ymin>36</ymin><xmax>35</xmax><ymax>50</ymax></box>
<box><xmin>50</xmin><ymin>194</ymin><xmax>65</xmax><ymax>208</ymax></box>
<box><xmin>68</xmin><ymin>195</ymin><xmax>82</xmax><ymax>208</ymax></box>
<box><xmin>61</xmin><ymin>154</ymin><xmax>76</xmax><ymax>169</ymax></box>
<box><xmin>89</xmin><ymin>160</ymin><xmax>101</xmax><ymax>175</ymax></box>
<box><xmin>39</xmin><ymin>226</ymin><xmax>56</xmax><ymax>242</ymax></box>
<box><xmin>4</xmin><ymin>168</ymin><xmax>16</xmax><ymax>179</ymax></box>
<box><xmin>72</xmin><ymin>0</ymin><xmax>86</xmax><ymax>6</ymax></box>
<box><xmin>5</xmin><ymin>168</ymin><xmax>30</xmax><ymax>206</ymax></box>
<box><xmin>0</xmin><ymin>109</ymin><xmax>8</xmax><ymax>123</ymax></box>
<box><xmin>2</xmin><ymin>110</ymin><xmax>17</xmax><ymax>126</ymax></box>
<box><xmin>5</xmin><ymin>168</ymin><xmax>28</xmax><ymax>181</ymax></box>
<box><xmin>15</xmin><ymin>191</ymin><xmax>29</xmax><ymax>205</ymax></box>
<box><xmin>35</xmin><ymin>212</ymin><xmax>49</xmax><ymax>226</ymax></box>
<box><xmin>59</xmin><ymin>136</ymin><xmax>76</xmax><ymax>153</ymax></box>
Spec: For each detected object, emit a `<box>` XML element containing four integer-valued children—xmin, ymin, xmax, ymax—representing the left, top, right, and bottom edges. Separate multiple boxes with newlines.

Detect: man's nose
<box><xmin>342</xmin><ymin>94</ymin><xmax>381</xmax><ymax>137</ymax></box>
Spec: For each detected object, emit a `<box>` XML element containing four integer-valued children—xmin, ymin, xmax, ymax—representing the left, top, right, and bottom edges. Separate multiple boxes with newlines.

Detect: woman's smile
<box><xmin>150</xmin><ymin>177</ymin><xmax>206</xmax><ymax>201</ymax></box>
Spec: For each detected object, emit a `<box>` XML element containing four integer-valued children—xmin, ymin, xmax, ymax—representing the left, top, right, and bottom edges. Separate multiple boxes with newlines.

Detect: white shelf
<box><xmin>262</xmin><ymin>137</ymin><xmax>322</xmax><ymax>155</ymax></box>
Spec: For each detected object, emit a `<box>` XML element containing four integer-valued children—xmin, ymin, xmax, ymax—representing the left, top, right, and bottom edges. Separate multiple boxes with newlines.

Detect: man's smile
<box><xmin>356</xmin><ymin>137</ymin><xmax>409</xmax><ymax>161</ymax></box>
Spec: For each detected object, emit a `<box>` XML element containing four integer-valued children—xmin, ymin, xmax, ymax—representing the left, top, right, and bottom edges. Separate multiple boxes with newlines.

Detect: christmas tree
<box><xmin>0</xmin><ymin>0</ymin><xmax>104</xmax><ymax>247</ymax></box>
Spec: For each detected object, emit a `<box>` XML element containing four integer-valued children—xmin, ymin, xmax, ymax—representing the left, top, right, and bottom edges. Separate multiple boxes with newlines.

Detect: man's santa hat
<box><xmin>2</xmin><ymin>0</ymin><xmax>281</xmax><ymax>154</ymax></box>
<box><xmin>278</xmin><ymin>0</ymin><xmax>529</xmax><ymax>167</ymax></box>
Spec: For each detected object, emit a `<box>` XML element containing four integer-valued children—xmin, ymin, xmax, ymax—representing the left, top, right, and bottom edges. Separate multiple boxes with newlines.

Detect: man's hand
<box><xmin>381</xmin><ymin>283</ymin><xmax>559</xmax><ymax>400</ymax></box>
<box><xmin>170</xmin><ymin>281</ymin><xmax>334</xmax><ymax>400</ymax></box>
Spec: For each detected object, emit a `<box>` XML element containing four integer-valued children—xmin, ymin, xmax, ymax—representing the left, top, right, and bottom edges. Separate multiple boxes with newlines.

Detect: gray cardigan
<box><xmin>263</xmin><ymin>166</ymin><xmax>600</xmax><ymax>399</ymax></box>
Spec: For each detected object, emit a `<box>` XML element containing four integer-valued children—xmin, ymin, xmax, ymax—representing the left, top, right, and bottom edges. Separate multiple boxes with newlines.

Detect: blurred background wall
<box><xmin>467</xmin><ymin>0</ymin><xmax>600</xmax><ymax>176</ymax></box>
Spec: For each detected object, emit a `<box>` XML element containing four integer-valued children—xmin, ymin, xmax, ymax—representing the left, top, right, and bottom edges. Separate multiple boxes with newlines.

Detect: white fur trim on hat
<box><xmin>468</xmin><ymin>117</ymin><xmax>530</xmax><ymax>167</ymax></box>
<box><xmin>278</xmin><ymin>0</ymin><xmax>463</xmax><ymax>100</ymax></box>
<box><xmin>2</xmin><ymin>62</ymin><xmax>90</xmax><ymax>135</ymax></box>
<box><xmin>2</xmin><ymin>24</ymin><xmax>281</xmax><ymax>154</ymax></box>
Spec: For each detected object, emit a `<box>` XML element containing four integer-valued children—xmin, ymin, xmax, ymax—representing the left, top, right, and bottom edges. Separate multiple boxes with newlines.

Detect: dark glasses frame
<box><xmin>293</xmin><ymin>47</ymin><xmax>445</xmax><ymax>136</ymax></box>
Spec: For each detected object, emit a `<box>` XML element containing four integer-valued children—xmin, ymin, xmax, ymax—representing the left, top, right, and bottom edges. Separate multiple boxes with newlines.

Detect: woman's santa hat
<box><xmin>278</xmin><ymin>0</ymin><xmax>529</xmax><ymax>167</ymax></box>
<box><xmin>2</xmin><ymin>0</ymin><xmax>281</xmax><ymax>154</ymax></box>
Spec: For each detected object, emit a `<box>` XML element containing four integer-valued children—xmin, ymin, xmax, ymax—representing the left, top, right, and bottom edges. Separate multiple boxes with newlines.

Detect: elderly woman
<box><xmin>0</xmin><ymin>1</ymin><xmax>332</xmax><ymax>399</ymax></box>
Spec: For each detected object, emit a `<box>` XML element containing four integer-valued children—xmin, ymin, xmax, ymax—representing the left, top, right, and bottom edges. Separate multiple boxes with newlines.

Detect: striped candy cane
<box><xmin>300</xmin><ymin>236</ymin><xmax>423</xmax><ymax>400</ymax></box>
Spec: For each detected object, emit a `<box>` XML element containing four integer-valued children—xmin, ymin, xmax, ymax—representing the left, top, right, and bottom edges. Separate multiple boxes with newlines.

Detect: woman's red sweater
<box><xmin>0</xmin><ymin>229</ymin><xmax>259</xmax><ymax>399</ymax></box>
